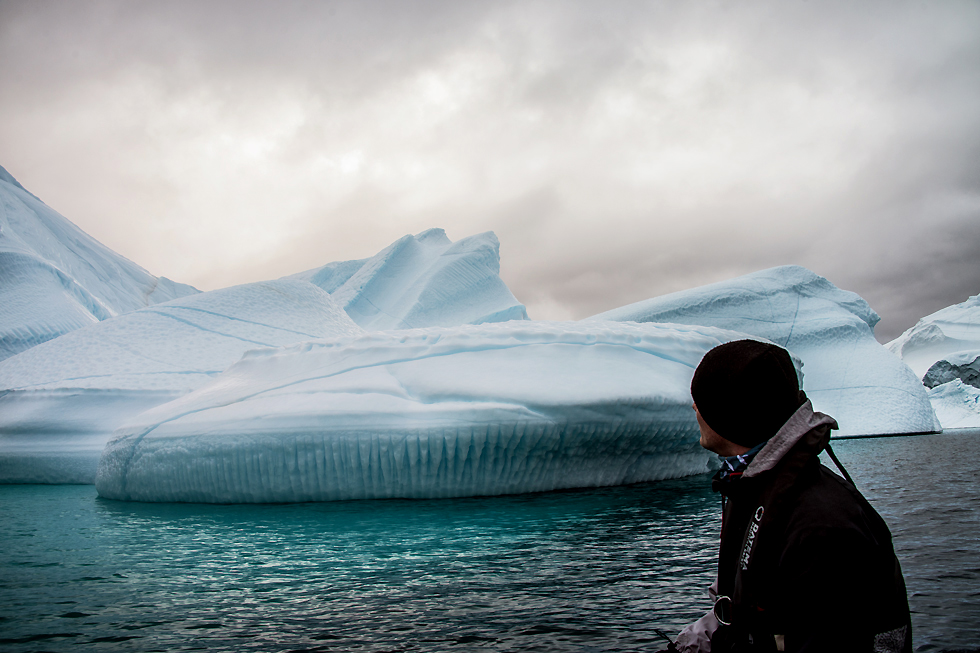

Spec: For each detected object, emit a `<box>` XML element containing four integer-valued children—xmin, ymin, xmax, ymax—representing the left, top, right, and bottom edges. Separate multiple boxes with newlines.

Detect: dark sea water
<box><xmin>1</xmin><ymin>430</ymin><xmax>977</xmax><ymax>652</ymax></box>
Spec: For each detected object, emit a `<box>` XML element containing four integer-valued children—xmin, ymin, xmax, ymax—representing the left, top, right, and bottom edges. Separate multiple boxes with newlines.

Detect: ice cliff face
<box><xmin>0</xmin><ymin>165</ymin><xmax>198</xmax><ymax>361</ymax></box>
<box><xmin>0</xmin><ymin>280</ymin><xmax>362</xmax><ymax>483</ymax></box>
<box><xmin>95</xmin><ymin>321</ymin><xmax>747</xmax><ymax>503</ymax></box>
<box><xmin>590</xmin><ymin>265</ymin><xmax>939</xmax><ymax>436</ymax></box>
<box><xmin>286</xmin><ymin>228</ymin><xmax>529</xmax><ymax>329</ymax></box>
<box><xmin>922</xmin><ymin>352</ymin><xmax>980</xmax><ymax>390</ymax></box>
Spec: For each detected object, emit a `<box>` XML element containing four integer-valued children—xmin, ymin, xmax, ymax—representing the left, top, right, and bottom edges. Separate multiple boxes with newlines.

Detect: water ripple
<box><xmin>0</xmin><ymin>430</ymin><xmax>977</xmax><ymax>652</ymax></box>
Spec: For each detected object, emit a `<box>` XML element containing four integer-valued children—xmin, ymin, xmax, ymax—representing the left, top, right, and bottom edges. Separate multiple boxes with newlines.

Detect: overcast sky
<box><xmin>1</xmin><ymin>0</ymin><xmax>978</xmax><ymax>341</ymax></box>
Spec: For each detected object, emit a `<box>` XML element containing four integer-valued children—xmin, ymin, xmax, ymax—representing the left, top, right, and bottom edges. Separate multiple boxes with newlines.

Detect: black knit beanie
<box><xmin>690</xmin><ymin>340</ymin><xmax>806</xmax><ymax>448</ymax></box>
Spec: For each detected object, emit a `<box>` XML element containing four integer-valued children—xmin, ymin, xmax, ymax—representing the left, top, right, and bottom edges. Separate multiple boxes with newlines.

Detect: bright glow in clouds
<box><xmin>0</xmin><ymin>0</ymin><xmax>978</xmax><ymax>340</ymax></box>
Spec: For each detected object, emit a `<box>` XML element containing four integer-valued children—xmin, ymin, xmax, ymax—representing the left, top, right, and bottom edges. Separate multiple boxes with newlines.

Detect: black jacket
<box><xmin>676</xmin><ymin>401</ymin><xmax>912</xmax><ymax>653</ymax></box>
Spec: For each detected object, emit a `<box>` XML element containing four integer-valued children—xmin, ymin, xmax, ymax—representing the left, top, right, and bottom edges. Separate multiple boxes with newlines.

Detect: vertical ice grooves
<box><xmin>93</xmin><ymin>321</ymin><xmax>746</xmax><ymax>501</ymax></box>
<box><xmin>101</xmin><ymin>419</ymin><xmax>710</xmax><ymax>503</ymax></box>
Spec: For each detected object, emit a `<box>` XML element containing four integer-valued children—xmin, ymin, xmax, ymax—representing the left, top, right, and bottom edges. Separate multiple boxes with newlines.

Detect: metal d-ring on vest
<box><xmin>713</xmin><ymin>594</ymin><xmax>734</xmax><ymax>626</ymax></box>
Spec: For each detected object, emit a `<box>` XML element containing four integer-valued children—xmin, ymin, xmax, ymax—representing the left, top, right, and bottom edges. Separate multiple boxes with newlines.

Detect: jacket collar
<box><xmin>742</xmin><ymin>400</ymin><xmax>838</xmax><ymax>479</ymax></box>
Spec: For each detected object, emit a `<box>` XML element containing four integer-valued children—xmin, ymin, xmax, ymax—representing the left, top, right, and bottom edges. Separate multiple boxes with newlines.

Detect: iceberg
<box><xmin>286</xmin><ymin>228</ymin><xmax>529</xmax><ymax>329</ymax></box>
<box><xmin>0</xmin><ymin>164</ymin><xmax>198</xmax><ymax>361</ymax></box>
<box><xmin>888</xmin><ymin>294</ymin><xmax>980</xmax><ymax>430</ymax></box>
<box><xmin>95</xmin><ymin>321</ymin><xmax>751</xmax><ymax>503</ymax></box>
<box><xmin>0</xmin><ymin>214</ymin><xmax>528</xmax><ymax>485</ymax></box>
<box><xmin>0</xmin><ymin>280</ymin><xmax>362</xmax><ymax>483</ymax></box>
<box><xmin>926</xmin><ymin>380</ymin><xmax>980</xmax><ymax>429</ymax></box>
<box><xmin>887</xmin><ymin>294</ymin><xmax>980</xmax><ymax>379</ymax></box>
<box><xmin>589</xmin><ymin>266</ymin><xmax>939</xmax><ymax>436</ymax></box>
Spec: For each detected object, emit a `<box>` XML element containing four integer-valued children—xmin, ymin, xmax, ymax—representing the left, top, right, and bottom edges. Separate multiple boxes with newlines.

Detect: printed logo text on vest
<box><xmin>740</xmin><ymin>506</ymin><xmax>765</xmax><ymax>570</ymax></box>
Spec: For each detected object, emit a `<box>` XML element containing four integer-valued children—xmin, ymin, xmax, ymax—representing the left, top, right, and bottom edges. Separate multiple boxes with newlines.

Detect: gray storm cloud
<box><xmin>0</xmin><ymin>0</ymin><xmax>977</xmax><ymax>341</ymax></box>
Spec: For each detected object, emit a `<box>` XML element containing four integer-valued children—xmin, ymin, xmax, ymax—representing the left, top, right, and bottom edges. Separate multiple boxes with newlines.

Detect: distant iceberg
<box><xmin>0</xmin><ymin>280</ymin><xmax>361</xmax><ymax>483</ymax></box>
<box><xmin>887</xmin><ymin>294</ymin><xmax>980</xmax><ymax>379</ymax></box>
<box><xmin>95</xmin><ymin>321</ymin><xmax>748</xmax><ymax>503</ymax></box>
<box><xmin>888</xmin><ymin>294</ymin><xmax>980</xmax><ymax>429</ymax></box>
<box><xmin>286</xmin><ymin>228</ymin><xmax>529</xmax><ymax>329</ymax></box>
<box><xmin>926</xmin><ymin>379</ymin><xmax>980</xmax><ymax>429</ymax></box>
<box><xmin>0</xmin><ymin>164</ymin><xmax>198</xmax><ymax>361</ymax></box>
<box><xmin>590</xmin><ymin>266</ymin><xmax>939</xmax><ymax>436</ymax></box>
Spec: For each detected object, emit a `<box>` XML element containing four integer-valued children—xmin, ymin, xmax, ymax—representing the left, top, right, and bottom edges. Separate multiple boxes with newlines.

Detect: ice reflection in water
<box><xmin>1</xmin><ymin>430</ymin><xmax>978</xmax><ymax>652</ymax></box>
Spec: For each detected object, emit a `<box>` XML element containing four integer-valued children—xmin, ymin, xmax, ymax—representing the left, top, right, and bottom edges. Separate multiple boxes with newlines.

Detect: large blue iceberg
<box><xmin>95</xmin><ymin>322</ymin><xmax>750</xmax><ymax>503</ymax></box>
<box><xmin>1</xmin><ymin>212</ymin><xmax>530</xmax><ymax>483</ymax></box>
<box><xmin>1</xmin><ymin>163</ymin><xmax>943</xmax><ymax>497</ymax></box>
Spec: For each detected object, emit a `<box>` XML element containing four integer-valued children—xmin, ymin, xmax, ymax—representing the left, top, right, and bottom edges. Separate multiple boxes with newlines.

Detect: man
<box><xmin>668</xmin><ymin>339</ymin><xmax>912</xmax><ymax>653</ymax></box>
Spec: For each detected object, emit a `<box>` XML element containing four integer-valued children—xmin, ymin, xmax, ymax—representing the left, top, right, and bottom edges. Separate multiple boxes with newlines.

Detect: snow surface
<box><xmin>0</xmin><ymin>165</ymin><xmax>198</xmax><ymax>361</ymax></box>
<box><xmin>589</xmin><ymin>266</ymin><xmax>938</xmax><ymax>436</ymax></box>
<box><xmin>287</xmin><ymin>257</ymin><xmax>367</xmax><ymax>293</ymax></box>
<box><xmin>927</xmin><ymin>380</ymin><xmax>980</xmax><ymax>429</ymax></box>
<box><xmin>286</xmin><ymin>228</ymin><xmax>529</xmax><ymax>329</ymax></box>
<box><xmin>887</xmin><ymin>294</ymin><xmax>980</xmax><ymax>379</ymax></box>
<box><xmin>0</xmin><ymin>280</ymin><xmax>362</xmax><ymax>483</ymax></box>
<box><xmin>95</xmin><ymin>321</ymin><xmax>752</xmax><ymax>503</ymax></box>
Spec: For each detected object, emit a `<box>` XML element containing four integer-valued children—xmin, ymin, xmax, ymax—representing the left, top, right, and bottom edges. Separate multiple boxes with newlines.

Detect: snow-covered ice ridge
<box><xmin>888</xmin><ymin>294</ymin><xmax>980</xmax><ymax>429</ymax></box>
<box><xmin>887</xmin><ymin>294</ymin><xmax>980</xmax><ymax>379</ymax></box>
<box><xmin>0</xmin><ymin>280</ymin><xmax>362</xmax><ymax>483</ymax></box>
<box><xmin>590</xmin><ymin>266</ymin><xmax>939</xmax><ymax>436</ymax></box>
<box><xmin>286</xmin><ymin>228</ymin><xmax>529</xmax><ymax>329</ymax></box>
<box><xmin>95</xmin><ymin>321</ymin><xmax>749</xmax><ymax>503</ymax></box>
<box><xmin>0</xmin><ymin>164</ymin><xmax>197</xmax><ymax>361</ymax></box>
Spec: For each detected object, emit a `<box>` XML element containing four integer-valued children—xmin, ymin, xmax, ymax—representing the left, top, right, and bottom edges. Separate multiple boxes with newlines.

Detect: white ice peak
<box><xmin>0</xmin><ymin>164</ymin><xmax>198</xmax><ymax>361</ymax></box>
<box><xmin>287</xmin><ymin>228</ymin><xmax>528</xmax><ymax>330</ymax></box>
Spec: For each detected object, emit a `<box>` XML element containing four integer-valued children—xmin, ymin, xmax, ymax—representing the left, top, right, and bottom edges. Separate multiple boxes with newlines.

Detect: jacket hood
<box><xmin>742</xmin><ymin>400</ymin><xmax>838</xmax><ymax>479</ymax></box>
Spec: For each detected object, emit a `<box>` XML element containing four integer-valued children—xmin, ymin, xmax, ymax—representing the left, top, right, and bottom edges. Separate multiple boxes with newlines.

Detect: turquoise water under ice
<box><xmin>1</xmin><ymin>431</ymin><xmax>978</xmax><ymax>652</ymax></box>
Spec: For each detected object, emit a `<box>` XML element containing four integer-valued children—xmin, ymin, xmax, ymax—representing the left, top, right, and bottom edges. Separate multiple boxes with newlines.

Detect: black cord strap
<box><xmin>824</xmin><ymin>442</ymin><xmax>856</xmax><ymax>487</ymax></box>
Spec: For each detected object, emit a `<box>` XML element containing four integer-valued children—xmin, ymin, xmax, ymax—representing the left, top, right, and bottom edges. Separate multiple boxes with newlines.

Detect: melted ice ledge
<box><xmin>96</xmin><ymin>322</ymin><xmax>747</xmax><ymax>503</ymax></box>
